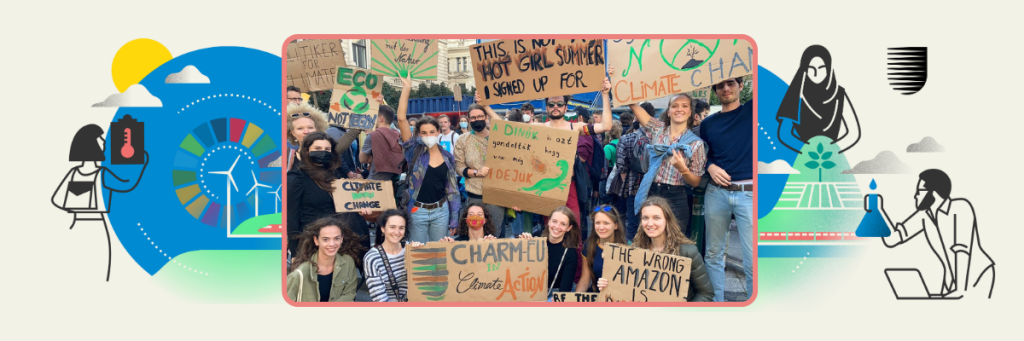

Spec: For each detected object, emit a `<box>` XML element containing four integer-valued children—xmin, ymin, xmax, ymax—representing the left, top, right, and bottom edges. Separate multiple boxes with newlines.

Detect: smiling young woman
<box><xmin>518</xmin><ymin>206</ymin><xmax>581</xmax><ymax>298</ymax></box>
<box><xmin>286</xmin><ymin>216</ymin><xmax>365</xmax><ymax>302</ymax></box>
<box><xmin>362</xmin><ymin>209</ymin><xmax>423</xmax><ymax>302</ymax></box>
<box><xmin>576</xmin><ymin>205</ymin><xmax>628</xmax><ymax>293</ymax></box>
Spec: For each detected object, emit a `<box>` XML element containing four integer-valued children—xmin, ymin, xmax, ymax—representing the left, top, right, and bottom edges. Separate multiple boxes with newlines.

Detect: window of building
<box><xmin>353</xmin><ymin>39</ymin><xmax>367</xmax><ymax>69</ymax></box>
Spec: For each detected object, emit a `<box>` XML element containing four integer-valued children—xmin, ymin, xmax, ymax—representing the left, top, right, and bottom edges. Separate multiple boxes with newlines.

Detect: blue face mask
<box><xmin>460</xmin><ymin>122</ymin><xmax>468</xmax><ymax>129</ymax></box>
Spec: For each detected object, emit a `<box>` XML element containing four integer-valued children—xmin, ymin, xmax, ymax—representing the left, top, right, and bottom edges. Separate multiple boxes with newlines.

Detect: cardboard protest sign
<box><xmin>599</xmin><ymin>243</ymin><xmax>692</xmax><ymax>302</ymax></box>
<box><xmin>551</xmin><ymin>292</ymin><xmax>600</xmax><ymax>302</ymax></box>
<box><xmin>327</xmin><ymin>67</ymin><xmax>384</xmax><ymax>131</ymax></box>
<box><xmin>286</xmin><ymin>39</ymin><xmax>347</xmax><ymax>92</ymax></box>
<box><xmin>405</xmin><ymin>238</ymin><xmax>549</xmax><ymax>302</ymax></box>
<box><xmin>690</xmin><ymin>86</ymin><xmax>712</xmax><ymax>103</ymax></box>
<box><xmin>331</xmin><ymin>179</ymin><xmax>396</xmax><ymax>213</ymax></box>
<box><xmin>608</xmin><ymin>39</ymin><xmax>753</xmax><ymax>106</ymax></box>
<box><xmin>470</xmin><ymin>39</ymin><xmax>606</xmax><ymax>105</ymax></box>
<box><xmin>369</xmin><ymin>39</ymin><xmax>440</xmax><ymax>80</ymax></box>
<box><xmin>481</xmin><ymin>121</ymin><xmax>578</xmax><ymax>216</ymax></box>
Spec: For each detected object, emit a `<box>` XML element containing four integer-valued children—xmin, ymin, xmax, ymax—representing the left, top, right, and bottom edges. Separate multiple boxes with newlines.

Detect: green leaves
<box><xmin>817</xmin><ymin>143</ymin><xmax>824</xmax><ymax>154</ymax></box>
<box><xmin>822</xmin><ymin>152</ymin><xmax>833</xmax><ymax>160</ymax></box>
<box><xmin>822</xmin><ymin>161</ymin><xmax>836</xmax><ymax>169</ymax></box>
<box><xmin>805</xmin><ymin>161</ymin><xmax>820</xmax><ymax>169</ymax></box>
<box><xmin>809</xmin><ymin>152</ymin><xmax>820</xmax><ymax>160</ymax></box>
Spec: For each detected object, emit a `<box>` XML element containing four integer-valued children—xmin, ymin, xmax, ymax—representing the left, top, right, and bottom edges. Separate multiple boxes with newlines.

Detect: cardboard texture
<box><xmin>331</xmin><ymin>179</ymin><xmax>396</xmax><ymax>213</ymax></box>
<box><xmin>286</xmin><ymin>39</ymin><xmax>347</xmax><ymax>92</ymax></box>
<box><xmin>481</xmin><ymin>121</ymin><xmax>578</xmax><ymax>216</ymax></box>
<box><xmin>470</xmin><ymin>39</ymin><xmax>606</xmax><ymax>105</ymax></box>
<box><xmin>405</xmin><ymin>238</ymin><xmax>550</xmax><ymax>302</ymax></box>
<box><xmin>327</xmin><ymin>67</ymin><xmax>384</xmax><ymax>131</ymax></box>
<box><xmin>608</xmin><ymin>39</ymin><xmax>753</xmax><ymax>106</ymax></box>
<box><xmin>369</xmin><ymin>39</ymin><xmax>439</xmax><ymax>79</ymax></box>
<box><xmin>690</xmin><ymin>86</ymin><xmax>712</xmax><ymax>104</ymax></box>
<box><xmin>599</xmin><ymin>243</ymin><xmax>693</xmax><ymax>302</ymax></box>
<box><xmin>551</xmin><ymin>292</ymin><xmax>600</xmax><ymax>302</ymax></box>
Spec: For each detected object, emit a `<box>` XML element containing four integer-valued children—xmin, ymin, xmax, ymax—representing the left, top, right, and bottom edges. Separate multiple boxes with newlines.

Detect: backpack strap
<box><xmin>547</xmin><ymin>248</ymin><xmax>569</xmax><ymax>297</ymax></box>
<box><xmin>376</xmin><ymin>245</ymin><xmax>405</xmax><ymax>302</ymax></box>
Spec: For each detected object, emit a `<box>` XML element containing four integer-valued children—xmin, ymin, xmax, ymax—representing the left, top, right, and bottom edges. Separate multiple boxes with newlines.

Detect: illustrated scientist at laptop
<box><xmin>880</xmin><ymin>169</ymin><xmax>995</xmax><ymax>299</ymax></box>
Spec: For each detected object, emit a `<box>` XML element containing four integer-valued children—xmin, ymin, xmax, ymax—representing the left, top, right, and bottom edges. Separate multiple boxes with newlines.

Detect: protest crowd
<box><xmin>284</xmin><ymin>52</ymin><xmax>753</xmax><ymax>303</ymax></box>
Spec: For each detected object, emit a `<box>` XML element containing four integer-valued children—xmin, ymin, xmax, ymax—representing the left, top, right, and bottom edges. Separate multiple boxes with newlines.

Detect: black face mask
<box><xmin>470</xmin><ymin>120</ymin><xmax>487</xmax><ymax>132</ymax></box>
<box><xmin>309</xmin><ymin>151</ymin><xmax>334</xmax><ymax>166</ymax></box>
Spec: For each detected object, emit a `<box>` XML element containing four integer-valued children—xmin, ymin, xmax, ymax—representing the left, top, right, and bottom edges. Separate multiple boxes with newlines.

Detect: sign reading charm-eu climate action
<box><xmin>470</xmin><ymin>39</ymin><xmax>606</xmax><ymax>105</ymax></box>
<box><xmin>405</xmin><ymin>238</ymin><xmax>549</xmax><ymax>302</ymax></box>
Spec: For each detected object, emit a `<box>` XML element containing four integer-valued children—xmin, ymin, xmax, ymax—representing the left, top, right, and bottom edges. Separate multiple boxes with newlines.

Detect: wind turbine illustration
<box><xmin>210</xmin><ymin>155</ymin><xmax>240</xmax><ymax>230</ymax></box>
<box><xmin>269</xmin><ymin>185</ymin><xmax>282</xmax><ymax>214</ymax></box>
<box><xmin>246</xmin><ymin>169</ymin><xmax>271</xmax><ymax>216</ymax></box>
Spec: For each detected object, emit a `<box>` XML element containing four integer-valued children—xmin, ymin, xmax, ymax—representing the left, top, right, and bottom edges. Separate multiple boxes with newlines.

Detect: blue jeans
<box><xmin>624</xmin><ymin>195</ymin><xmax>638</xmax><ymax>242</ymax></box>
<box><xmin>704</xmin><ymin>185</ymin><xmax>754</xmax><ymax>302</ymax></box>
<box><xmin>409</xmin><ymin>201</ymin><xmax>449</xmax><ymax>243</ymax></box>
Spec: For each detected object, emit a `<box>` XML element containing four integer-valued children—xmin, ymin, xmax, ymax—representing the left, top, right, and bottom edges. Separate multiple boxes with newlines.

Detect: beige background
<box><xmin>1</xmin><ymin>1</ymin><xmax>1019</xmax><ymax>339</ymax></box>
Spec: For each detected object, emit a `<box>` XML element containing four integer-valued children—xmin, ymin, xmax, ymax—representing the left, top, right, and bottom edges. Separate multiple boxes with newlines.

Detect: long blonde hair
<box><xmin>633</xmin><ymin>197</ymin><xmax>695</xmax><ymax>255</ymax></box>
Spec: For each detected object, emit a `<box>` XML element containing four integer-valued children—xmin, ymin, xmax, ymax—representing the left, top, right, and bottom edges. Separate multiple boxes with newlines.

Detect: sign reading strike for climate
<box><xmin>286</xmin><ymin>39</ymin><xmax>347</xmax><ymax>93</ymax></box>
<box><xmin>482</xmin><ymin>120</ymin><xmax>578</xmax><ymax>216</ymax></box>
<box><xmin>609</xmin><ymin>39</ymin><xmax>754</xmax><ymax>106</ymax></box>
<box><xmin>327</xmin><ymin>67</ymin><xmax>383</xmax><ymax>131</ymax></box>
<box><xmin>331</xmin><ymin>179</ymin><xmax>396</xmax><ymax>213</ymax></box>
<box><xmin>405</xmin><ymin>238</ymin><xmax>549</xmax><ymax>302</ymax></box>
<box><xmin>470</xmin><ymin>39</ymin><xmax>606</xmax><ymax>105</ymax></box>
<box><xmin>599</xmin><ymin>243</ymin><xmax>692</xmax><ymax>302</ymax></box>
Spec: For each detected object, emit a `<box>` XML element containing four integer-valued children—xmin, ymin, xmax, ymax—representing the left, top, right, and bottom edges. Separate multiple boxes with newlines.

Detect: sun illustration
<box><xmin>111</xmin><ymin>38</ymin><xmax>172</xmax><ymax>92</ymax></box>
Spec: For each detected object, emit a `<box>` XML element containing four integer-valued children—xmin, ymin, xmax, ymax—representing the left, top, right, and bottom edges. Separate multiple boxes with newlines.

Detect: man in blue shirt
<box><xmin>700</xmin><ymin>77</ymin><xmax>754</xmax><ymax>302</ymax></box>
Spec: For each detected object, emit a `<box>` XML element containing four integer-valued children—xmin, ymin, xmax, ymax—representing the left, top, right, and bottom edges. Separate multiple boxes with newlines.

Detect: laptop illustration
<box><xmin>884</xmin><ymin>269</ymin><xmax>962</xmax><ymax>300</ymax></box>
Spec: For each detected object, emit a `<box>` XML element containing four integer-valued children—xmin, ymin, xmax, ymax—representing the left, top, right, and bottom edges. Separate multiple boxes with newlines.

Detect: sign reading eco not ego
<box><xmin>327</xmin><ymin>67</ymin><xmax>383</xmax><ymax>131</ymax></box>
<box><xmin>609</xmin><ymin>39</ymin><xmax>754</xmax><ymax>106</ymax></box>
<box><xmin>470</xmin><ymin>39</ymin><xmax>606</xmax><ymax>106</ymax></box>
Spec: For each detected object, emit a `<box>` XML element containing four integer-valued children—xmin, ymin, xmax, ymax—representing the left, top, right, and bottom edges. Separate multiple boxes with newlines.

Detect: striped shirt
<box><xmin>641</xmin><ymin>119</ymin><xmax>707</xmax><ymax>186</ymax></box>
<box><xmin>363</xmin><ymin>247</ymin><xmax>407</xmax><ymax>302</ymax></box>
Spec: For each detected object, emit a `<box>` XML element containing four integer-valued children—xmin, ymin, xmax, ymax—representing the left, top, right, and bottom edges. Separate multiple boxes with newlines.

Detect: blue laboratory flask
<box><xmin>856</xmin><ymin>179</ymin><xmax>892</xmax><ymax>237</ymax></box>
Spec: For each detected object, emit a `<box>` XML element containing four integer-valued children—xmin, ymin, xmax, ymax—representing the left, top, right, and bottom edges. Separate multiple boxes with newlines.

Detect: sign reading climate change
<box><xmin>331</xmin><ymin>179</ymin><xmax>396</xmax><ymax>213</ymax></box>
<box><xmin>482</xmin><ymin>121</ymin><xmax>578</xmax><ymax>216</ymax></box>
<box><xmin>600</xmin><ymin>243</ymin><xmax>692</xmax><ymax>302</ymax></box>
<box><xmin>470</xmin><ymin>39</ymin><xmax>606</xmax><ymax>105</ymax></box>
<box><xmin>286</xmin><ymin>39</ymin><xmax>347</xmax><ymax>92</ymax></box>
<box><xmin>405</xmin><ymin>238</ymin><xmax>549</xmax><ymax>302</ymax></box>
<box><xmin>327</xmin><ymin>67</ymin><xmax>383</xmax><ymax>131</ymax></box>
<box><xmin>609</xmin><ymin>39</ymin><xmax>754</xmax><ymax>106</ymax></box>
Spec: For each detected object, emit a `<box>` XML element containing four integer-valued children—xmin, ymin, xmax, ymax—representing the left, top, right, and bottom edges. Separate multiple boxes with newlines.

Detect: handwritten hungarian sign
<box><xmin>470</xmin><ymin>39</ymin><xmax>606</xmax><ymax>105</ymax></box>
<box><xmin>405</xmin><ymin>238</ymin><xmax>549</xmax><ymax>302</ymax></box>
<box><xmin>370</xmin><ymin>39</ymin><xmax>439</xmax><ymax>80</ymax></box>
<box><xmin>286</xmin><ymin>39</ymin><xmax>347</xmax><ymax>92</ymax></box>
<box><xmin>482</xmin><ymin>121</ymin><xmax>578</xmax><ymax>216</ymax></box>
<box><xmin>609</xmin><ymin>39</ymin><xmax>754</xmax><ymax>106</ymax></box>
<box><xmin>331</xmin><ymin>179</ymin><xmax>396</xmax><ymax>213</ymax></box>
<box><xmin>552</xmin><ymin>292</ymin><xmax>600</xmax><ymax>302</ymax></box>
<box><xmin>599</xmin><ymin>243</ymin><xmax>692</xmax><ymax>302</ymax></box>
<box><xmin>327</xmin><ymin>67</ymin><xmax>383</xmax><ymax>131</ymax></box>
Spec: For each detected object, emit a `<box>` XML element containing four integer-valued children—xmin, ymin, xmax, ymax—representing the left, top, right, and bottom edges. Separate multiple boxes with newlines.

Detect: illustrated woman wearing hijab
<box><xmin>52</xmin><ymin>123</ymin><xmax>149</xmax><ymax>281</ymax></box>
<box><xmin>776</xmin><ymin>45</ymin><xmax>861</xmax><ymax>154</ymax></box>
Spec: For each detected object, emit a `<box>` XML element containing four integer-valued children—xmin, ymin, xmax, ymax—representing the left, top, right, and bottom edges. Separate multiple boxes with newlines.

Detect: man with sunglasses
<box><xmin>453</xmin><ymin>104</ymin><xmax>507</xmax><ymax>237</ymax></box>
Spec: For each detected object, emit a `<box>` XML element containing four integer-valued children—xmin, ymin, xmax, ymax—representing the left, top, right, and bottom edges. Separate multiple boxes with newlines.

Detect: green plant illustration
<box><xmin>805</xmin><ymin>142</ymin><xmax>836</xmax><ymax>182</ymax></box>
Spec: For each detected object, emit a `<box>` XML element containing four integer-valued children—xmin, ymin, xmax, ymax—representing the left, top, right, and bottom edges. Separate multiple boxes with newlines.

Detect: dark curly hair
<box><xmin>290</xmin><ymin>216</ymin><xmax>367</xmax><ymax>273</ymax></box>
<box><xmin>456</xmin><ymin>202</ymin><xmax>496</xmax><ymax>238</ymax></box>
<box><xmin>375</xmin><ymin>209</ymin><xmax>410</xmax><ymax>246</ymax></box>
<box><xmin>297</xmin><ymin>131</ymin><xmax>341</xmax><ymax>192</ymax></box>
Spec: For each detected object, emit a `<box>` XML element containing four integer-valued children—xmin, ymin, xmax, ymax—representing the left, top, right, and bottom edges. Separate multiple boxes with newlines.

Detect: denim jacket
<box><xmin>401</xmin><ymin>137</ymin><xmax>461</xmax><ymax>230</ymax></box>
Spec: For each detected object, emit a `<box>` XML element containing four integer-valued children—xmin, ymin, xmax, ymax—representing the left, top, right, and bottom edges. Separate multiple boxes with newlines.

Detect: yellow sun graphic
<box><xmin>111</xmin><ymin>38</ymin><xmax>172</xmax><ymax>92</ymax></box>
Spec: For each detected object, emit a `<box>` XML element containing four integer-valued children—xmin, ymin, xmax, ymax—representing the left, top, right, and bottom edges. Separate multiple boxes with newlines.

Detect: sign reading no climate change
<box><xmin>609</xmin><ymin>39</ymin><xmax>754</xmax><ymax>106</ymax></box>
<box><xmin>470</xmin><ymin>39</ymin><xmax>606</xmax><ymax>105</ymax></box>
<box><xmin>327</xmin><ymin>67</ymin><xmax>383</xmax><ymax>131</ymax></box>
<box><xmin>599</xmin><ymin>243</ymin><xmax>692</xmax><ymax>302</ymax></box>
<box><xmin>405</xmin><ymin>238</ymin><xmax>549</xmax><ymax>302</ymax></box>
<box><xmin>482</xmin><ymin>121</ymin><xmax>578</xmax><ymax>216</ymax></box>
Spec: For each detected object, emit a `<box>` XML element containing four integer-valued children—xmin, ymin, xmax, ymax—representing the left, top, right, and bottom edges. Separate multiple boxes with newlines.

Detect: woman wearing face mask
<box><xmin>286</xmin><ymin>131</ymin><xmax>355</xmax><ymax>259</ymax></box>
<box><xmin>441</xmin><ymin>203</ymin><xmax>497</xmax><ymax>242</ymax></box>
<box><xmin>287</xmin><ymin>216</ymin><xmax>365</xmax><ymax>302</ymax></box>
<box><xmin>363</xmin><ymin>209</ymin><xmax>424</xmax><ymax>302</ymax></box>
<box><xmin>576</xmin><ymin>205</ymin><xmax>628</xmax><ymax>293</ymax></box>
<box><xmin>518</xmin><ymin>206</ymin><xmax>581</xmax><ymax>297</ymax></box>
<box><xmin>623</xmin><ymin>86</ymin><xmax>707</xmax><ymax>239</ymax></box>
<box><xmin>456</xmin><ymin>115</ymin><xmax>469</xmax><ymax>135</ymax></box>
<box><xmin>776</xmin><ymin>45</ymin><xmax>861</xmax><ymax>154</ymax></box>
<box><xmin>395</xmin><ymin>75</ymin><xmax>461</xmax><ymax>244</ymax></box>
<box><xmin>596</xmin><ymin>197</ymin><xmax>714</xmax><ymax>302</ymax></box>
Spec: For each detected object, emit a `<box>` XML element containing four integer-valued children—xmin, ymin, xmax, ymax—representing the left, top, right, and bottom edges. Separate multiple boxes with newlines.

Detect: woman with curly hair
<box><xmin>596</xmin><ymin>197</ymin><xmax>714</xmax><ymax>302</ymax></box>
<box><xmin>441</xmin><ymin>202</ymin><xmax>497</xmax><ymax>242</ymax></box>
<box><xmin>286</xmin><ymin>216</ymin><xmax>366</xmax><ymax>302</ymax></box>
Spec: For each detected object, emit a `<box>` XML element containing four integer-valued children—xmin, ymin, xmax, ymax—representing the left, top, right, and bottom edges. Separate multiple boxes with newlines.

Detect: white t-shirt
<box><xmin>439</xmin><ymin>130</ymin><xmax>460</xmax><ymax>154</ymax></box>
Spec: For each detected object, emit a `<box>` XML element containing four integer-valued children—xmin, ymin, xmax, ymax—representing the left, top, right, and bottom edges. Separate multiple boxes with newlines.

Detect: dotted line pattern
<box><xmin>200</xmin><ymin>146</ymin><xmax>255</xmax><ymax>200</ymax></box>
<box><xmin>792</xmin><ymin>252</ymin><xmax>809</xmax><ymax>273</ymax></box>
<box><xmin>177</xmin><ymin>93</ymin><xmax>279</xmax><ymax>116</ymax></box>
<box><xmin>758</xmin><ymin>123</ymin><xmax>775</xmax><ymax>150</ymax></box>
<box><xmin>139</xmin><ymin>222</ymin><xmax>209</xmax><ymax>276</ymax></box>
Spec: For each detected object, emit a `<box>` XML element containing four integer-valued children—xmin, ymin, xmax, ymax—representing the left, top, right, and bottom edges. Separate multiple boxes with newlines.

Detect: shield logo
<box><xmin>887</xmin><ymin>47</ymin><xmax>927</xmax><ymax>95</ymax></box>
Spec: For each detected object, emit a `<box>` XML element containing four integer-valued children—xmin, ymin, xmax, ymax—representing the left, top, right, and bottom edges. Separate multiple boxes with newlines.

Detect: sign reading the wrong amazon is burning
<box><xmin>405</xmin><ymin>238</ymin><xmax>549</xmax><ymax>302</ymax></box>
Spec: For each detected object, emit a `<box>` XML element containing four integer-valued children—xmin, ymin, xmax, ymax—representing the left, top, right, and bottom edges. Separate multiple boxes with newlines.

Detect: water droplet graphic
<box><xmin>870</xmin><ymin>179</ymin><xmax>877</xmax><ymax>190</ymax></box>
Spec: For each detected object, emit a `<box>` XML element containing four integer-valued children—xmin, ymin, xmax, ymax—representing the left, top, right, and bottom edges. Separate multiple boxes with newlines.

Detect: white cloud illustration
<box><xmin>758</xmin><ymin>160</ymin><xmax>800</xmax><ymax>174</ymax></box>
<box><xmin>91</xmin><ymin>84</ymin><xmax>162</xmax><ymax>107</ymax></box>
<box><xmin>165</xmin><ymin>65</ymin><xmax>210</xmax><ymax>84</ymax></box>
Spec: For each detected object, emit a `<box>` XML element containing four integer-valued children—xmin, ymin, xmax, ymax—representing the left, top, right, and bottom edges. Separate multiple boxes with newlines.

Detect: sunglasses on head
<box><xmin>594</xmin><ymin>206</ymin><xmax>613</xmax><ymax>212</ymax></box>
<box><xmin>290</xmin><ymin>112</ymin><xmax>312</xmax><ymax>118</ymax></box>
<box><xmin>547</xmin><ymin>101</ymin><xmax>566</xmax><ymax>108</ymax></box>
